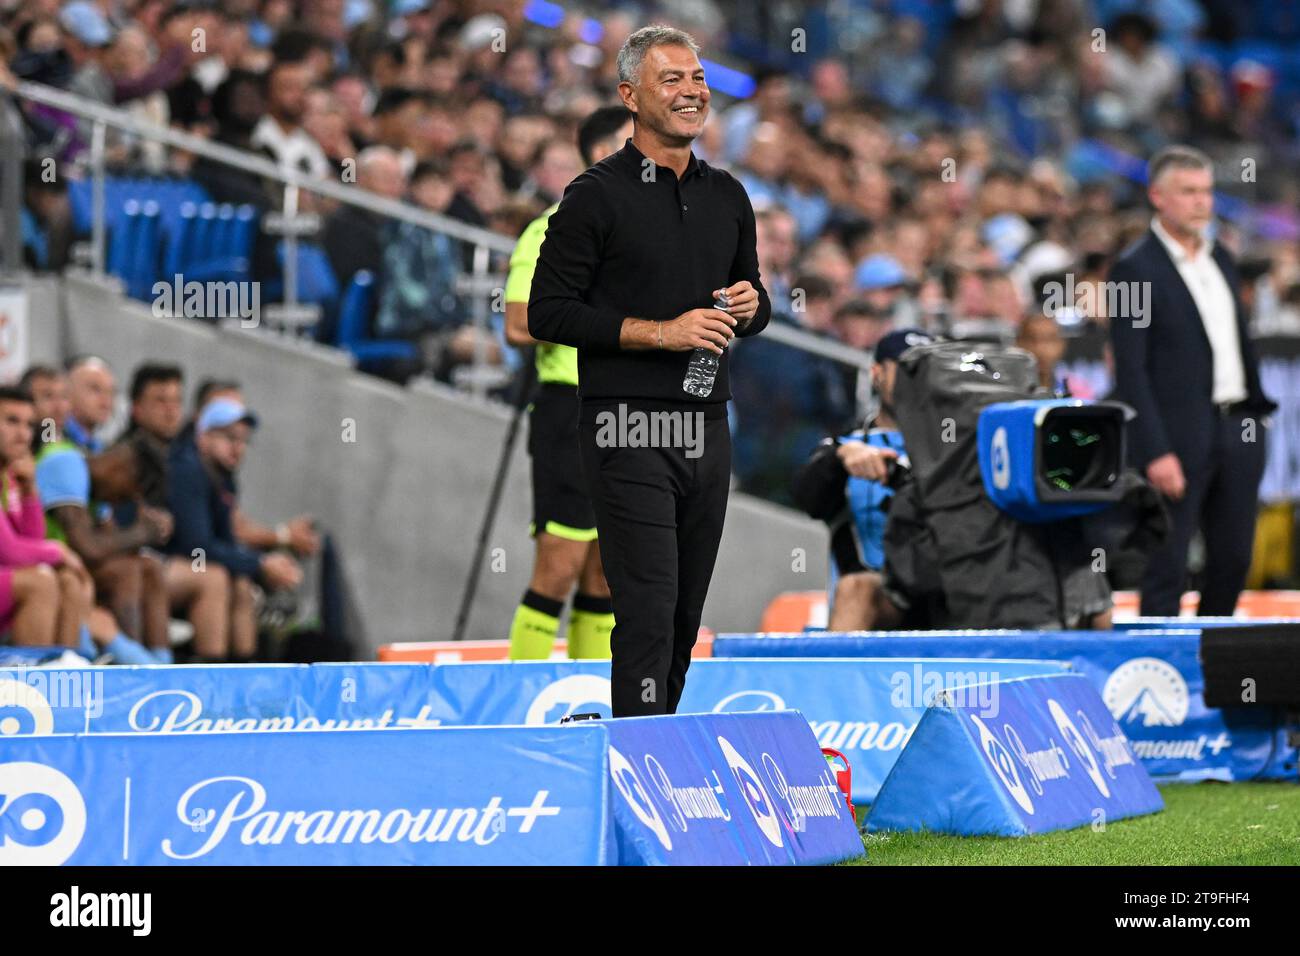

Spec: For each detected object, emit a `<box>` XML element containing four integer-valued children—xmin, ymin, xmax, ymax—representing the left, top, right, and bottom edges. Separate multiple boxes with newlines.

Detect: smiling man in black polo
<box><xmin>528</xmin><ymin>24</ymin><xmax>771</xmax><ymax>717</ymax></box>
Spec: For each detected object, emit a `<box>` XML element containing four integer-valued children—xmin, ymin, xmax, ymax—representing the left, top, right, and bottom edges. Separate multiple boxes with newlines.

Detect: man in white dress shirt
<box><xmin>1108</xmin><ymin>145</ymin><xmax>1276</xmax><ymax>616</ymax></box>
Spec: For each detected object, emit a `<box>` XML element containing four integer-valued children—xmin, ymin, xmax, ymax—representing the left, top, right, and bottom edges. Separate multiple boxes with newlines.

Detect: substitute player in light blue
<box><xmin>793</xmin><ymin>328</ymin><xmax>933</xmax><ymax>629</ymax></box>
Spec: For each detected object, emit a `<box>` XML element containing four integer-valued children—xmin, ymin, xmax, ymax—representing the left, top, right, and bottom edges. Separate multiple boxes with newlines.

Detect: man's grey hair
<box><xmin>356</xmin><ymin>145</ymin><xmax>403</xmax><ymax>175</ymax></box>
<box><xmin>616</xmin><ymin>24</ymin><xmax>700</xmax><ymax>85</ymax></box>
<box><xmin>1147</xmin><ymin>145</ymin><xmax>1213</xmax><ymax>187</ymax></box>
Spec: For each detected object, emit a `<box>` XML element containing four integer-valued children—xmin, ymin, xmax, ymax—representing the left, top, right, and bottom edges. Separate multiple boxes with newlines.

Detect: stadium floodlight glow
<box><xmin>523</xmin><ymin>0</ymin><xmax>566</xmax><ymax>29</ymax></box>
<box><xmin>578</xmin><ymin>17</ymin><xmax>603</xmax><ymax>45</ymax></box>
<box><xmin>976</xmin><ymin>399</ymin><xmax>1131</xmax><ymax>523</ymax></box>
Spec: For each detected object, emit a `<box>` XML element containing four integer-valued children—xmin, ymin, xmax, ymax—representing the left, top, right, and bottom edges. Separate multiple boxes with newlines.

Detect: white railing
<box><xmin>2</xmin><ymin>79</ymin><xmax>874</xmax><ymax>380</ymax></box>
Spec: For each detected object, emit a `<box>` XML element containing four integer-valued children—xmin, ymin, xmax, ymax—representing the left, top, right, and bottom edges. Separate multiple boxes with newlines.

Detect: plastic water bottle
<box><xmin>682</xmin><ymin>293</ymin><xmax>729</xmax><ymax>398</ymax></box>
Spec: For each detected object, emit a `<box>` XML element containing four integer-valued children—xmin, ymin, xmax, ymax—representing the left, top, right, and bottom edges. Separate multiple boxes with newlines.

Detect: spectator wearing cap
<box><xmin>59</xmin><ymin>0</ymin><xmax>113</xmax><ymax>148</ymax></box>
<box><xmin>173</xmin><ymin>378</ymin><xmax>319</xmax><ymax>561</ymax></box>
<box><xmin>392</xmin><ymin>0</ymin><xmax>432</xmax><ymax>21</ymax></box>
<box><xmin>1229</xmin><ymin>59</ymin><xmax>1290</xmax><ymax>155</ymax></box>
<box><xmin>60</xmin><ymin>2</ymin><xmax>113</xmax><ymax>88</ymax></box>
<box><xmin>856</xmin><ymin>251</ymin><xmax>922</xmax><ymax>333</ymax></box>
<box><xmin>59</xmin><ymin>3</ymin><xmax>193</xmax><ymax>153</ymax></box>
<box><xmin>165</xmin><ymin>399</ymin><xmax>303</xmax><ymax>662</ymax></box>
<box><xmin>855</xmin><ymin>254</ymin><xmax>909</xmax><ymax>304</ymax></box>
<box><xmin>792</xmin><ymin>328</ymin><xmax>935</xmax><ymax>630</ymax></box>
<box><xmin>174</xmin><ymin>379</ymin><xmax>243</xmax><ymax>451</ymax></box>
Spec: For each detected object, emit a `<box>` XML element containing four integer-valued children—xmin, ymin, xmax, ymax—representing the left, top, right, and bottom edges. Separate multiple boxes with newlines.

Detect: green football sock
<box><xmin>568</xmin><ymin>592</ymin><xmax>614</xmax><ymax>659</ymax></box>
<box><xmin>509</xmin><ymin>590</ymin><xmax>563</xmax><ymax>660</ymax></box>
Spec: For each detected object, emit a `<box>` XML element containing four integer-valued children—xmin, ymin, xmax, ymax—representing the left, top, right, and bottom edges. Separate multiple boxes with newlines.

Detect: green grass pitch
<box><xmin>845</xmin><ymin>782</ymin><xmax>1300</xmax><ymax>865</ymax></box>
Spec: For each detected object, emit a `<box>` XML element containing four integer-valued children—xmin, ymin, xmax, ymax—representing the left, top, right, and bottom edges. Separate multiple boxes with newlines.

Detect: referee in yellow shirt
<box><xmin>504</xmin><ymin>106</ymin><xmax>633</xmax><ymax>659</ymax></box>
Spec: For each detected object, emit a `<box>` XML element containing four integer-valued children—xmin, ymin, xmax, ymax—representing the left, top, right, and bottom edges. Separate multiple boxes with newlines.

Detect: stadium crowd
<box><xmin>6</xmin><ymin>0</ymin><xmax>1299</xmax><ymax>503</ymax></box>
<box><xmin>0</xmin><ymin>0</ymin><xmax>1297</xmax><ymax>645</ymax></box>
<box><xmin>0</xmin><ymin>358</ymin><xmax>319</xmax><ymax>662</ymax></box>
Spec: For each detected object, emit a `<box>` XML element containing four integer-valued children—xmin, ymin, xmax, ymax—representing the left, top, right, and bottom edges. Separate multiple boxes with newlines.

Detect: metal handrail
<box><xmin>6</xmin><ymin>79</ymin><xmax>875</xmax><ymax>372</ymax></box>
<box><xmin>12</xmin><ymin>79</ymin><xmax>513</xmax><ymax>252</ymax></box>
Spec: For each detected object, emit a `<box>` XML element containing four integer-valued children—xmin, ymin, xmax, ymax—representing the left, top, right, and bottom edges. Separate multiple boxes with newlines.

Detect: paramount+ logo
<box><xmin>0</xmin><ymin>762</ymin><xmax>87</xmax><ymax>865</ymax></box>
<box><xmin>609</xmin><ymin>735</ymin><xmax>845</xmax><ymax>857</ymax></box>
<box><xmin>968</xmin><ymin>697</ymin><xmax>1137</xmax><ymax>815</ymax></box>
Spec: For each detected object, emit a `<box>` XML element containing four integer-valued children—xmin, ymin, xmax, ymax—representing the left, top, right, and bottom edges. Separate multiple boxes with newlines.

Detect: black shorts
<box><xmin>528</xmin><ymin>383</ymin><xmax>597</xmax><ymax>541</ymax></box>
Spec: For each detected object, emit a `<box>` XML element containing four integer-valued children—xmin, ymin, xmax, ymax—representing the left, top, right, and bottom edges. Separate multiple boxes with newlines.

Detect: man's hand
<box><xmin>260</xmin><ymin>552</ymin><xmax>303</xmax><ymax>590</ymax></box>
<box><xmin>660</xmin><ymin>308</ymin><xmax>736</xmax><ymax>354</ymax></box>
<box><xmin>139</xmin><ymin>505</ymin><xmax>174</xmax><ymax>545</ymax></box>
<box><xmin>9</xmin><ymin>455</ymin><xmax>37</xmax><ymax>497</ymax></box>
<box><xmin>1146</xmin><ymin>452</ymin><xmax>1186</xmax><ymax>500</ymax></box>
<box><xmin>285</xmin><ymin>515</ymin><xmax>320</xmax><ymax>557</ymax></box>
<box><xmin>837</xmin><ymin>442</ymin><xmax>898</xmax><ymax>482</ymax></box>
<box><xmin>714</xmin><ymin>281</ymin><xmax>759</xmax><ymax>324</ymax></box>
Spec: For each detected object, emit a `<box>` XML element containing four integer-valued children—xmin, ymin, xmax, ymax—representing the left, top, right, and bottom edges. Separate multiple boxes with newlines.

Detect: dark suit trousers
<box><xmin>578</xmin><ymin>410</ymin><xmax>730</xmax><ymax>717</ymax></box>
<box><xmin>1140</xmin><ymin>411</ymin><xmax>1266</xmax><ymax>616</ymax></box>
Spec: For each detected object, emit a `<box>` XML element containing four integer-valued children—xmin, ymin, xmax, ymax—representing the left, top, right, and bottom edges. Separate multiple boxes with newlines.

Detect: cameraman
<box><xmin>793</xmin><ymin>329</ymin><xmax>932</xmax><ymax>629</ymax></box>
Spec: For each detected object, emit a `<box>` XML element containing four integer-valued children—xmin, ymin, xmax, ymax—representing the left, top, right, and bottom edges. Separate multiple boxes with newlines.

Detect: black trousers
<box><xmin>1140</xmin><ymin>411</ymin><xmax>1267</xmax><ymax>616</ymax></box>
<box><xmin>578</xmin><ymin>404</ymin><xmax>730</xmax><ymax>717</ymax></box>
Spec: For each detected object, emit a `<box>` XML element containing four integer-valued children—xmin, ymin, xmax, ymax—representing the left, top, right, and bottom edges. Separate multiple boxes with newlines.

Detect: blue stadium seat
<box><xmin>67</xmin><ymin>175</ymin><xmax>209</xmax><ymax>235</ymax></box>
<box><xmin>106</xmin><ymin>200</ymin><xmax>163</xmax><ymax>301</ymax></box>
<box><xmin>163</xmin><ymin>202</ymin><xmax>199</xmax><ymax>278</ymax></box>
<box><xmin>335</xmin><ymin>270</ymin><xmax>420</xmax><ymax>371</ymax></box>
<box><xmin>129</xmin><ymin>200</ymin><xmax>162</xmax><ymax>301</ymax></box>
<box><xmin>211</xmin><ymin>203</ymin><xmax>236</xmax><ymax>259</ymax></box>
<box><xmin>230</xmin><ymin>205</ymin><xmax>258</xmax><ymax>262</ymax></box>
<box><xmin>263</xmin><ymin>241</ymin><xmax>340</xmax><ymax>316</ymax></box>
<box><xmin>183</xmin><ymin>202</ymin><xmax>253</xmax><ymax>284</ymax></box>
<box><xmin>191</xmin><ymin>202</ymin><xmax>217</xmax><ymax>267</ymax></box>
<box><xmin>106</xmin><ymin>199</ymin><xmax>141</xmax><ymax>286</ymax></box>
<box><xmin>72</xmin><ymin>177</ymin><xmax>233</xmax><ymax>299</ymax></box>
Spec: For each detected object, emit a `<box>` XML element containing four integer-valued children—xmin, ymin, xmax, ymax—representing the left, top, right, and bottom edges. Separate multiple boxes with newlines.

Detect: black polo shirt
<box><xmin>527</xmin><ymin>137</ymin><xmax>770</xmax><ymax>405</ymax></box>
